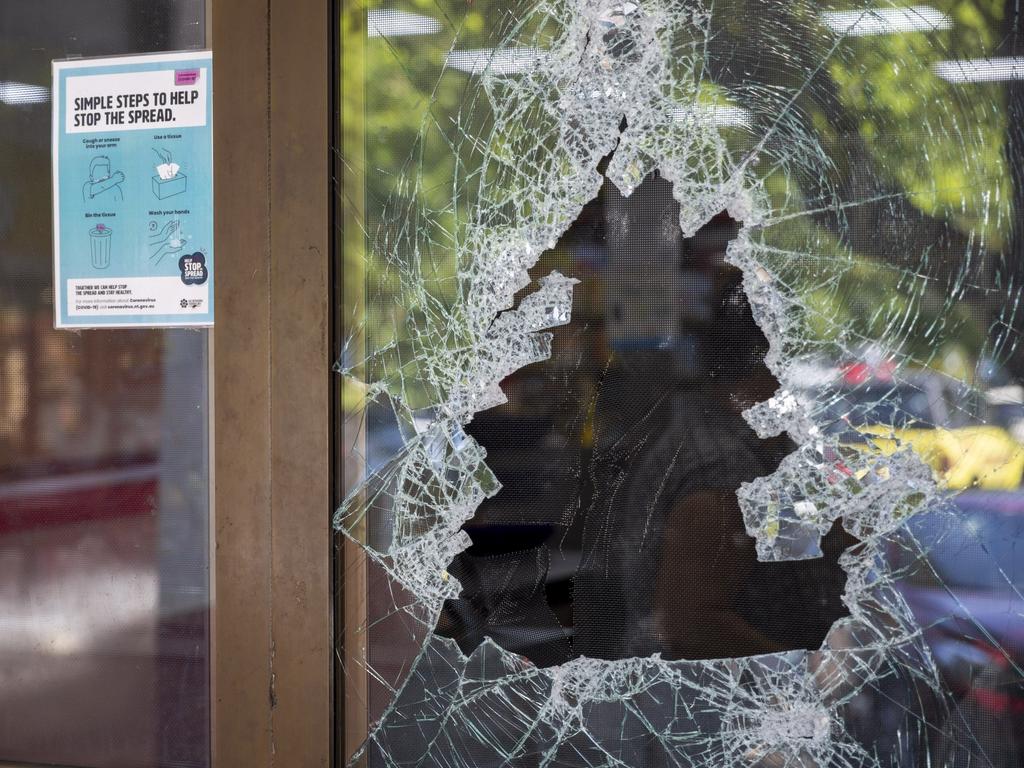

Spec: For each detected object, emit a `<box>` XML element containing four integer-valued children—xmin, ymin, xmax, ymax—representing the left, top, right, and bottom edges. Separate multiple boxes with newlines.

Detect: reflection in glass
<box><xmin>337</xmin><ymin>0</ymin><xmax>1024</xmax><ymax>765</ymax></box>
<box><xmin>0</xmin><ymin>2</ymin><xmax>209</xmax><ymax>766</ymax></box>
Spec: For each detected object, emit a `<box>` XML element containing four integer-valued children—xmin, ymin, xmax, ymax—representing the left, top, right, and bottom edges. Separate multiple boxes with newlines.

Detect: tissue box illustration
<box><xmin>152</xmin><ymin>170</ymin><xmax>187</xmax><ymax>199</ymax></box>
<box><xmin>152</xmin><ymin>148</ymin><xmax>187</xmax><ymax>199</ymax></box>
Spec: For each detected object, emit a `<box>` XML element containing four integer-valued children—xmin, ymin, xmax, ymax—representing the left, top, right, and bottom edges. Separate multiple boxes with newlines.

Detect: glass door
<box><xmin>0</xmin><ymin>2</ymin><xmax>210</xmax><ymax>766</ymax></box>
<box><xmin>337</xmin><ymin>1</ymin><xmax>1024</xmax><ymax>766</ymax></box>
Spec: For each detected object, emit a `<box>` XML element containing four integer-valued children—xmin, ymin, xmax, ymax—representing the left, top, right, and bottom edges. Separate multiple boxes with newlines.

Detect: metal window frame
<box><xmin>333</xmin><ymin>1</ymin><xmax>369</xmax><ymax>763</ymax></box>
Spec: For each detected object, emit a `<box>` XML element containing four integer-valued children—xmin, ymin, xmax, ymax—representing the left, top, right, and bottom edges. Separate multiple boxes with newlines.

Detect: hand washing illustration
<box><xmin>152</xmin><ymin>147</ymin><xmax>187</xmax><ymax>199</ymax></box>
<box><xmin>149</xmin><ymin>218</ymin><xmax>188</xmax><ymax>265</ymax></box>
<box><xmin>82</xmin><ymin>156</ymin><xmax>124</xmax><ymax>202</ymax></box>
<box><xmin>88</xmin><ymin>223</ymin><xmax>112</xmax><ymax>269</ymax></box>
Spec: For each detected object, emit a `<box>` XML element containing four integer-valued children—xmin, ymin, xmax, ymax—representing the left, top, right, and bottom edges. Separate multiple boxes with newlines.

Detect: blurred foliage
<box><xmin>827</xmin><ymin>0</ymin><xmax>1010</xmax><ymax>245</ymax></box>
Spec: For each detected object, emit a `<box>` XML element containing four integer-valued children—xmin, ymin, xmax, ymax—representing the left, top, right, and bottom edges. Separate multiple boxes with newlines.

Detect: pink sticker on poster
<box><xmin>174</xmin><ymin>69</ymin><xmax>199</xmax><ymax>86</ymax></box>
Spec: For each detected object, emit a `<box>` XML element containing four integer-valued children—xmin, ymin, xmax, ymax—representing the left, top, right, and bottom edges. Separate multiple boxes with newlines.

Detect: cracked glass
<box><xmin>336</xmin><ymin>0</ymin><xmax>1024</xmax><ymax>765</ymax></box>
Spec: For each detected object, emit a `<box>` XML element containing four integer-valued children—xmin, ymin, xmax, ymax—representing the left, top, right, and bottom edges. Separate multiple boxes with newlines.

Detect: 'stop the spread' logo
<box><xmin>175</xmin><ymin>69</ymin><xmax>200</xmax><ymax>86</ymax></box>
<box><xmin>179</xmin><ymin>252</ymin><xmax>208</xmax><ymax>285</ymax></box>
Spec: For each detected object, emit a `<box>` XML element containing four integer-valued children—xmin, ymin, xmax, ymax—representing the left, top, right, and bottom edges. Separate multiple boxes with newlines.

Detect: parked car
<box><xmin>893</xmin><ymin>490</ymin><xmax>1024</xmax><ymax>765</ymax></box>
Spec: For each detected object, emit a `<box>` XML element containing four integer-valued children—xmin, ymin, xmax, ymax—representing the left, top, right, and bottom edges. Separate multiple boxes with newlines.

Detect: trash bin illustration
<box><xmin>89</xmin><ymin>223</ymin><xmax>112</xmax><ymax>269</ymax></box>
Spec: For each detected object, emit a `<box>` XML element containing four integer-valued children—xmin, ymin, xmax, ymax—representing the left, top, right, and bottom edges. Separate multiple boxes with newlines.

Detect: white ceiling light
<box><xmin>820</xmin><ymin>5</ymin><xmax>951</xmax><ymax>36</ymax></box>
<box><xmin>933</xmin><ymin>56</ymin><xmax>1024</xmax><ymax>82</ymax></box>
<box><xmin>672</xmin><ymin>104</ymin><xmax>753</xmax><ymax>128</ymax></box>
<box><xmin>446</xmin><ymin>47</ymin><xmax>549</xmax><ymax>76</ymax></box>
<box><xmin>0</xmin><ymin>80</ymin><xmax>50</xmax><ymax>105</ymax></box>
<box><xmin>367</xmin><ymin>9</ymin><xmax>441</xmax><ymax>38</ymax></box>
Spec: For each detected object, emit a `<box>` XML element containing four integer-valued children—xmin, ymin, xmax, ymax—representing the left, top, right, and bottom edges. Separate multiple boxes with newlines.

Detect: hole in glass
<box><xmin>437</xmin><ymin>168</ymin><xmax>853</xmax><ymax>667</ymax></box>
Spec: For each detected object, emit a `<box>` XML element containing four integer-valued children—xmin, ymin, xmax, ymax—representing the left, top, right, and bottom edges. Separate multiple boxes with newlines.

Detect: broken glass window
<box><xmin>337</xmin><ymin>0</ymin><xmax>1024</xmax><ymax>765</ymax></box>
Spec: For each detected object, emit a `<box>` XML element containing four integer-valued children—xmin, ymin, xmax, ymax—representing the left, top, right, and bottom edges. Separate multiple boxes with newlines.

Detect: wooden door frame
<box><xmin>211</xmin><ymin>0</ymin><xmax>332</xmax><ymax>764</ymax></box>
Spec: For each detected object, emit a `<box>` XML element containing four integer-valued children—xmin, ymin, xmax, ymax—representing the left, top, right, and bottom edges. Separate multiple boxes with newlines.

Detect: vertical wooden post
<box><xmin>212</xmin><ymin>0</ymin><xmax>330</xmax><ymax>763</ymax></box>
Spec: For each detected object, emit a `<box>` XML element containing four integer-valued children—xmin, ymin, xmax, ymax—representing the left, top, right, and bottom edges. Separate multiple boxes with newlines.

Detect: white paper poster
<box><xmin>52</xmin><ymin>51</ymin><xmax>213</xmax><ymax>328</ymax></box>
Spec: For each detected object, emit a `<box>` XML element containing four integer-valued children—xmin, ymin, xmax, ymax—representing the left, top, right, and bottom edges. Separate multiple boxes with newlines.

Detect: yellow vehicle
<box><xmin>817</xmin><ymin>372</ymin><xmax>1024</xmax><ymax>491</ymax></box>
<box><xmin>858</xmin><ymin>423</ymin><xmax>1024</xmax><ymax>490</ymax></box>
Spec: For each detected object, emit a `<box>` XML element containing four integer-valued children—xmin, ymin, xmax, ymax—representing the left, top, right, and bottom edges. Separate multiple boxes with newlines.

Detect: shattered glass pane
<box><xmin>337</xmin><ymin>0</ymin><xmax>1024</xmax><ymax>764</ymax></box>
